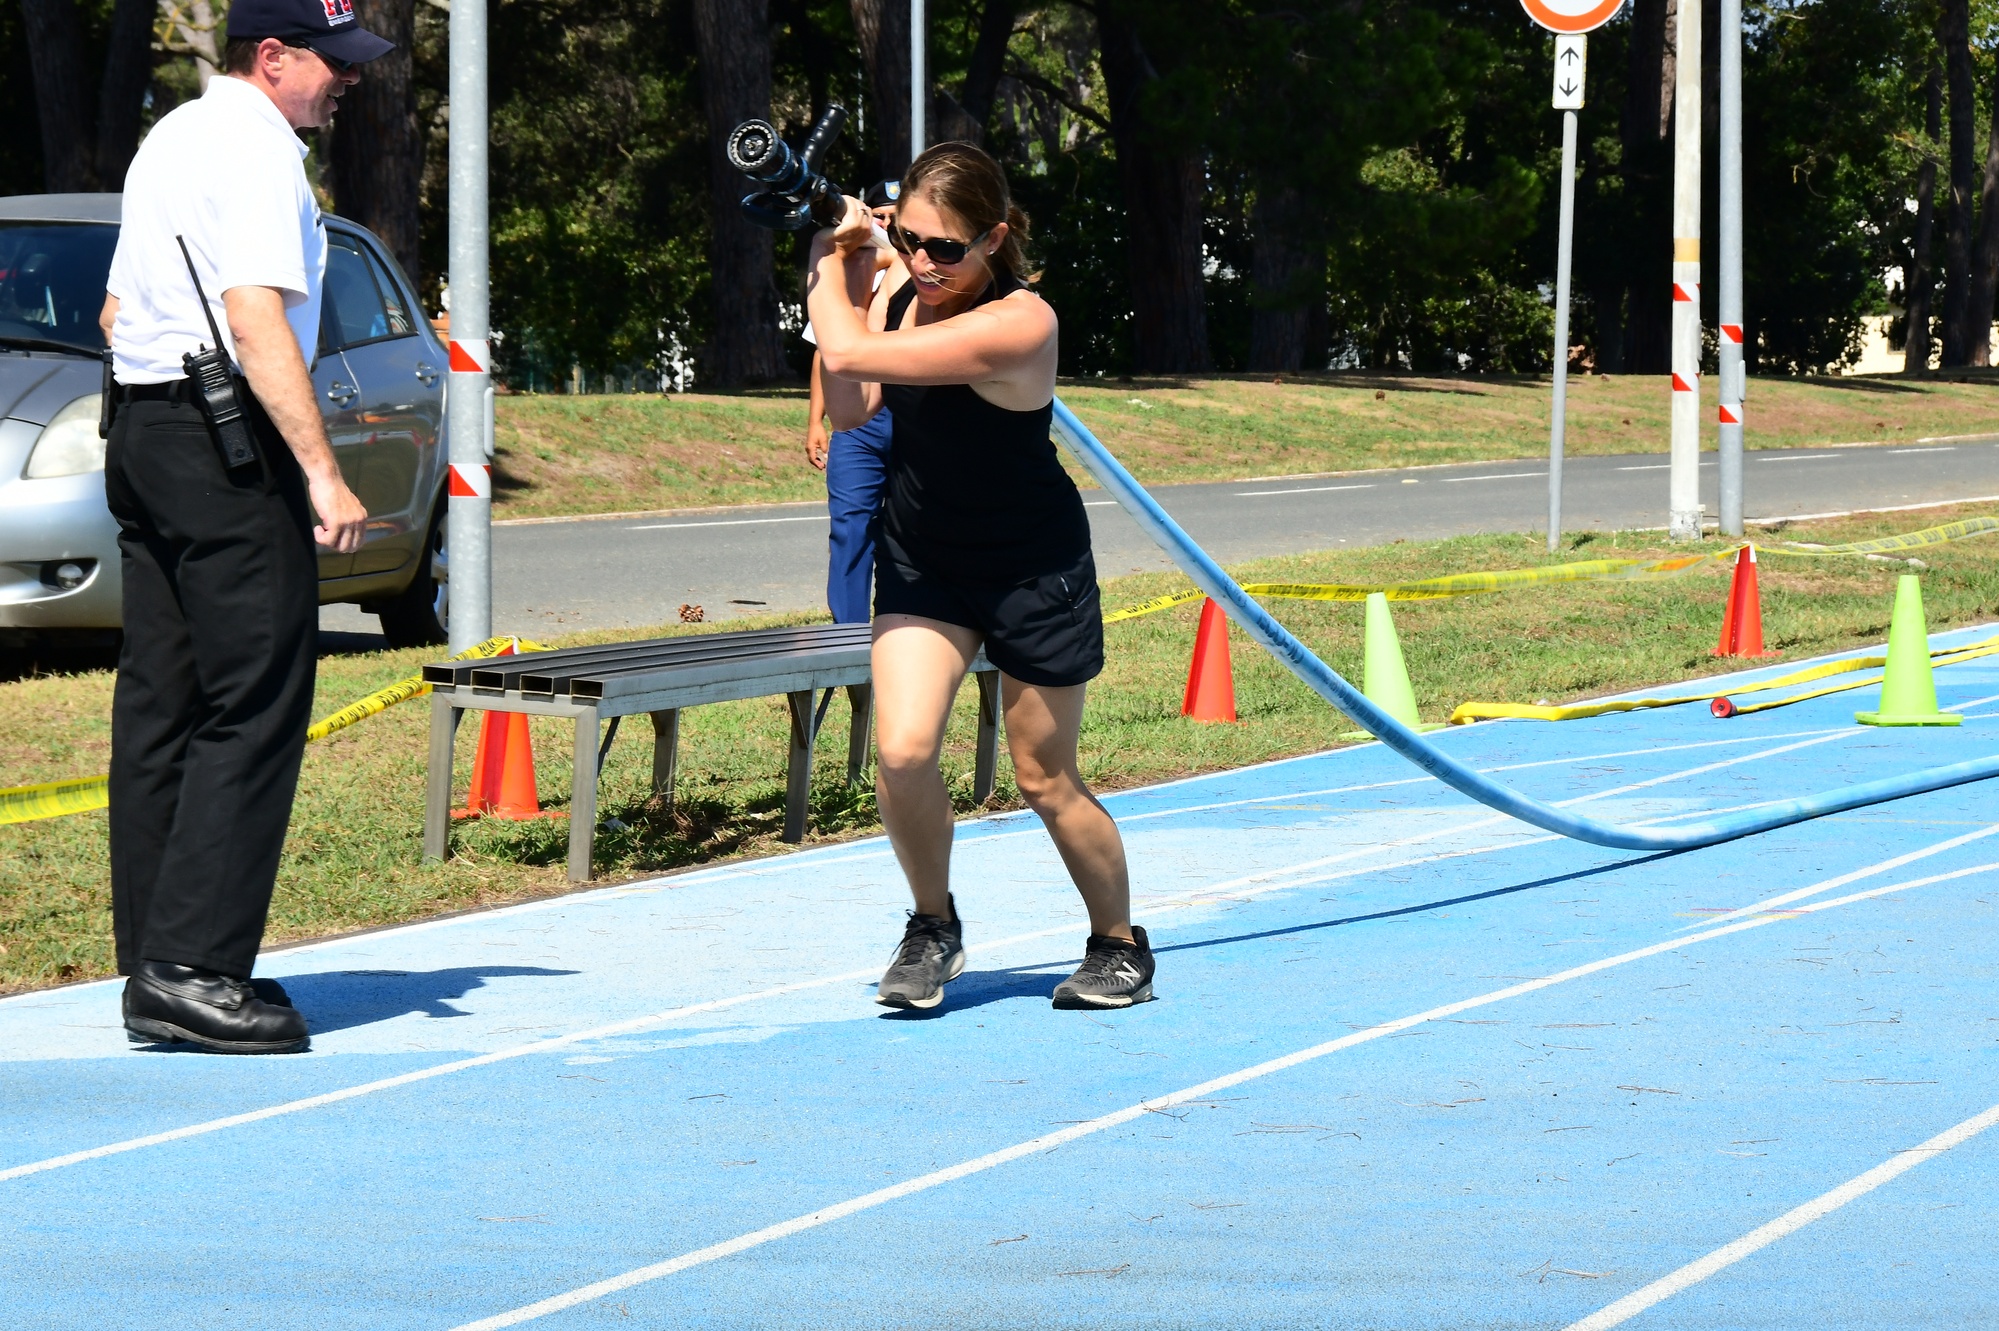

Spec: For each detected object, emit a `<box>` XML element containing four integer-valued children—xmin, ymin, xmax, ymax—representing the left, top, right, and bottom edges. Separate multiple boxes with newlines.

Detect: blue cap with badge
<box><xmin>226</xmin><ymin>0</ymin><xmax>396</xmax><ymax>66</ymax></box>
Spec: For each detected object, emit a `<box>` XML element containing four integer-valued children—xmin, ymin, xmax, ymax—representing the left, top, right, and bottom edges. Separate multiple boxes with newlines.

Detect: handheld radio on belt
<box><xmin>173</xmin><ymin>235</ymin><xmax>259</xmax><ymax>471</ymax></box>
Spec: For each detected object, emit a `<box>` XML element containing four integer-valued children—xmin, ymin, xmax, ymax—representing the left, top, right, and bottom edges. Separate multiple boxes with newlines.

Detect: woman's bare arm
<box><xmin>807</xmin><ymin>225</ymin><xmax>888</xmax><ymax>429</ymax></box>
<box><xmin>807</xmin><ymin>198</ymin><xmax>1056</xmax><ymax>406</ymax></box>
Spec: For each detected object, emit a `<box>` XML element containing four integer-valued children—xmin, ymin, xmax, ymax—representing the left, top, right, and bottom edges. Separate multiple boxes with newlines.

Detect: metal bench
<box><xmin>420</xmin><ymin>623</ymin><xmax>1002</xmax><ymax>882</ymax></box>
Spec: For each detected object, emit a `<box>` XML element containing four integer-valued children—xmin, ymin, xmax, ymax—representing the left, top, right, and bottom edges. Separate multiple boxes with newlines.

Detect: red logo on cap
<box><xmin>321</xmin><ymin>0</ymin><xmax>354</xmax><ymax>22</ymax></box>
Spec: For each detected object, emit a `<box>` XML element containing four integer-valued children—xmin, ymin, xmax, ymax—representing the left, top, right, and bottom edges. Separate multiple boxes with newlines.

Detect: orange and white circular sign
<box><xmin>1519</xmin><ymin>0</ymin><xmax>1626</xmax><ymax>32</ymax></box>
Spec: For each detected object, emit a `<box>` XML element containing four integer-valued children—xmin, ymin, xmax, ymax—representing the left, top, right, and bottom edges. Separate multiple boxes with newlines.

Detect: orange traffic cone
<box><xmin>454</xmin><ymin>709</ymin><xmax>557</xmax><ymax>820</ymax></box>
<box><xmin>1182</xmin><ymin>598</ymin><xmax>1238</xmax><ymax>723</ymax></box>
<box><xmin>1713</xmin><ymin>544</ymin><xmax>1778</xmax><ymax>658</ymax></box>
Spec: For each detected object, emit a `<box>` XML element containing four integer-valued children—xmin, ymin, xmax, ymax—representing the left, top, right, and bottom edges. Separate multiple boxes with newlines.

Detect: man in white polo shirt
<box><xmin>97</xmin><ymin>0</ymin><xmax>391</xmax><ymax>1055</ymax></box>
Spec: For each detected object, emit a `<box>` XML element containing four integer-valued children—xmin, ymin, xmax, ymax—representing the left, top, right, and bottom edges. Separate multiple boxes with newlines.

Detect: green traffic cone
<box><xmin>1856</xmin><ymin>575</ymin><xmax>1961</xmax><ymax>727</ymax></box>
<box><xmin>1342</xmin><ymin>592</ymin><xmax>1442</xmax><ymax>738</ymax></box>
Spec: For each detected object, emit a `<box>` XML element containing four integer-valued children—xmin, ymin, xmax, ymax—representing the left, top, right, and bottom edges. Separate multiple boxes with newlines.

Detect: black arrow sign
<box><xmin>1560</xmin><ymin>46</ymin><xmax>1581</xmax><ymax>65</ymax></box>
<box><xmin>1558</xmin><ymin>79</ymin><xmax>1580</xmax><ymax>96</ymax></box>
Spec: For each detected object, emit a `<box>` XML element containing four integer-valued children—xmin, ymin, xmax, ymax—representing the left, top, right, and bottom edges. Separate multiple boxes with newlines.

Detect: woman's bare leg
<box><xmin>871</xmin><ymin>614</ymin><xmax>980</xmax><ymax>919</ymax></box>
<box><xmin>1000</xmin><ymin>677</ymin><xmax>1132</xmax><ymax>941</ymax></box>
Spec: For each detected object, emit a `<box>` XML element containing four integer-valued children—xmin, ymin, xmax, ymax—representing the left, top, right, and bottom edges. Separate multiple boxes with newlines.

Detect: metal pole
<box><xmin>1717</xmin><ymin>0</ymin><xmax>1744</xmax><ymax>536</ymax></box>
<box><xmin>1549</xmin><ymin>108</ymin><xmax>1579</xmax><ymax>552</ymax></box>
<box><xmin>447</xmin><ymin>0</ymin><xmax>492</xmax><ymax>652</ymax></box>
<box><xmin>1667</xmin><ymin>0</ymin><xmax>1704</xmax><ymax>541</ymax></box>
<box><xmin>909</xmin><ymin>0</ymin><xmax>925</xmax><ymax>159</ymax></box>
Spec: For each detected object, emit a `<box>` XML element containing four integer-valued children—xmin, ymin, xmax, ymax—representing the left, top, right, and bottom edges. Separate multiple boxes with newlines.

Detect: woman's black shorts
<box><xmin>874</xmin><ymin>548</ymin><xmax>1105</xmax><ymax>688</ymax></box>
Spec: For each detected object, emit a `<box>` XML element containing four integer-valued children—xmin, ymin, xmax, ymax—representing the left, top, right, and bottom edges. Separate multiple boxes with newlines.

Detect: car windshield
<box><xmin>0</xmin><ymin>221</ymin><xmax>118</xmax><ymax>355</ymax></box>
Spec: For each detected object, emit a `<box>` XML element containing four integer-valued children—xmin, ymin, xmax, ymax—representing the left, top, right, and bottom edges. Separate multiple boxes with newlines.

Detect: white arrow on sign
<box><xmin>1553</xmin><ymin>33</ymin><xmax>1586</xmax><ymax>109</ymax></box>
<box><xmin>1520</xmin><ymin>0</ymin><xmax>1626</xmax><ymax>34</ymax></box>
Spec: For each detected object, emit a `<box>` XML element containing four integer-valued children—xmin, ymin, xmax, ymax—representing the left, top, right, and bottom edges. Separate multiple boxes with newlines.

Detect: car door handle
<box><xmin>415</xmin><ymin>361</ymin><xmax>439</xmax><ymax>386</ymax></box>
<box><xmin>326</xmin><ymin>380</ymin><xmax>358</xmax><ymax>406</ymax></box>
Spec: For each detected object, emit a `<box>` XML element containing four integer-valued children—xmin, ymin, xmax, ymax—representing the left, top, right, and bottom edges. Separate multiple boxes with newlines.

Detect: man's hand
<box><xmin>805</xmin><ymin>418</ymin><xmax>830</xmax><ymax>471</ymax></box>
<box><xmin>306</xmin><ymin>471</ymin><xmax>368</xmax><ymax>552</ymax></box>
<box><xmin>224</xmin><ymin>284</ymin><xmax>367</xmax><ymax>552</ymax></box>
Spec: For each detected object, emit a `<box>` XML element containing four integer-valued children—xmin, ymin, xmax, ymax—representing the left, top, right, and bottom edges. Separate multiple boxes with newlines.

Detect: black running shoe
<box><xmin>1051</xmin><ymin>926</ymin><xmax>1155</xmax><ymax>1009</ymax></box>
<box><xmin>875</xmin><ymin>897</ymin><xmax>965</xmax><ymax>1010</ymax></box>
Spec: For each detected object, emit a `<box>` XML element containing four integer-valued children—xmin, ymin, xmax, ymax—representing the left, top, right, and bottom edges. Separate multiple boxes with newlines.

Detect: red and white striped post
<box><xmin>1667</xmin><ymin>0</ymin><xmax>1704</xmax><ymax>541</ymax></box>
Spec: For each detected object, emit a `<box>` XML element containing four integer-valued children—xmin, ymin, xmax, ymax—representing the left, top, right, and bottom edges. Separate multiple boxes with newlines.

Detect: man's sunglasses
<box><xmin>286</xmin><ymin>42</ymin><xmax>357</xmax><ymax>75</ymax></box>
<box><xmin>889</xmin><ymin>223</ymin><xmax>990</xmax><ymax>266</ymax></box>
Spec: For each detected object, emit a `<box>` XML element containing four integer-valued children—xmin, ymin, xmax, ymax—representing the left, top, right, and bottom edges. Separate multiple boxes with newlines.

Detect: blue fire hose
<box><xmin>1051</xmin><ymin>398</ymin><xmax>1999</xmax><ymax>850</ymax></box>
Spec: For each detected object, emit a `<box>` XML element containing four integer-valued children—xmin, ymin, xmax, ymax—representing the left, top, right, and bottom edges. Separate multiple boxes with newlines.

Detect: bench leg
<box><xmin>973</xmin><ymin>668</ymin><xmax>1001</xmax><ymax>805</ymax></box>
<box><xmin>423</xmin><ymin>695</ymin><xmax>459</xmax><ymax>863</ymax></box>
<box><xmin>844</xmin><ymin>683</ymin><xmax>872</xmax><ymax>786</ymax></box>
<box><xmin>783</xmin><ymin>688</ymin><xmax>819</xmax><ymax>844</ymax></box>
<box><xmin>568</xmin><ymin>705</ymin><xmax>601</xmax><ymax>883</ymax></box>
<box><xmin>650</xmin><ymin>709</ymin><xmax>680</xmax><ymax>809</ymax></box>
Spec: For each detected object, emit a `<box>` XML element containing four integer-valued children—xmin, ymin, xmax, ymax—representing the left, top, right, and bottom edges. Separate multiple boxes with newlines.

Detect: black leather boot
<box><xmin>124</xmin><ymin>962</ymin><xmax>310</xmax><ymax>1054</ymax></box>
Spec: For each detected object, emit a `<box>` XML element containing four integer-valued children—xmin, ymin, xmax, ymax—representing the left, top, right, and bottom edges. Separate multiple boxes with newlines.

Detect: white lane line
<box><xmin>1565</xmin><ymin>1095</ymin><xmax>1999</xmax><ymax>1331</ymax></box>
<box><xmin>1618</xmin><ymin>464</ymin><xmax>1670</xmax><ymax>471</ymax></box>
<box><xmin>1756</xmin><ymin>454</ymin><xmax>1837</xmax><ymax>464</ymax></box>
<box><xmin>1082</xmin><ymin>501</ymin><xmax>1119</xmax><ymax>507</ymax></box>
<box><xmin>449</xmin><ymin>856</ymin><xmax>1999</xmax><ymax>1330</ymax></box>
<box><xmin>1440</xmin><ymin>471</ymin><xmax>1546</xmax><ymax>483</ymax></box>
<box><xmin>625</xmin><ymin>516</ymin><xmax>827</xmax><ymax>531</ymax></box>
<box><xmin>1234</xmin><ymin>484</ymin><xmax>1376</xmax><ymax>497</ymax></box>
<box><xmin>1744</xmin><ymin>494</ymin><xmax>1999</xmax><ymax>525</ymax></box>
<box><xmin>0</xmin><ymin>733</ymin><xmax>1862</xmax><ymax>1181</ymax></box>
<box><xmin>1675</xmin><ymin>822</ymin><xmax>1999</xmax><ymax>932</ymax></box>
<box><xmin>1888</xmin><ymin>446</ymin><xmax>1957</xmax><ymax>454</ymax></box>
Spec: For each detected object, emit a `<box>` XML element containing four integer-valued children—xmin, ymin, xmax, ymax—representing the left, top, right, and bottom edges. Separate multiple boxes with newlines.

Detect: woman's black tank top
<box><xmin>878</xmin><ymin>273</ymin><xmax>1090</xmax><ymax>585</ymax></box>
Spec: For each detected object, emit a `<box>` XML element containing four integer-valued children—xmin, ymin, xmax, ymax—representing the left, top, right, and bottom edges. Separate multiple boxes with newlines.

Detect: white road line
<box><xmin>1888</xmin><ymin>446</ymin><xmax>1956</xmax><ymax>454</ymax></box>
<box><xmin>625</xmin><ymin>516</ymin><xmax>827</xmax><ymax>531</ymax></box>
<box><xmin>448</xmin><ymin>856</ymin><xmax>1999</xmax><ymax>1330</ymax></box>
<box><xmin>1564</xmin><ymin>1094</ymin><xmax>1999</xmax><ymax>1331</ymax></box>
<box><xmin>1234</xmin><ymin>484</ymin><xmax>1376</xmax><ymax>497</ymax></box>
<box><xmin>1755</xmin><ymin>453</ymin><xmax>1837</xmax><ymax>463</ymax></box>
<box><xmin>1082</xmin><ymin>501</ymin><xmax>1119</xmax><ymax>507</ymax></box>
<box><xmin>1440</xmin><ymin>471</ymin><xmax>1546</xmax><ymax>483</ymax></box>
<box><xmin>1743</xmin><ymin>494</ymin><xmax>1999</xmax><ymax>525</ymax></box>
<box><xmin>0</xmin><ymin>733</ymin><xmax>1852</xmax><ymax>1184</ymax></box>
<box><xmin>1617</xmin><ymin>464</ymin><xmax>1670</xmax><ymax>471</ymax></box>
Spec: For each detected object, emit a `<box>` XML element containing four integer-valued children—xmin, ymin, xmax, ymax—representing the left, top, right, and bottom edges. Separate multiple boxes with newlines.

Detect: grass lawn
<box><xmin>491</xmin><ymin>372</ymin><xmax>1999</xmax><ymax>519</ymax></box>
<box><xmin>4</xmin><ymin>503</ymin><xmax>1996</xmax><ymax>995</ymax></box>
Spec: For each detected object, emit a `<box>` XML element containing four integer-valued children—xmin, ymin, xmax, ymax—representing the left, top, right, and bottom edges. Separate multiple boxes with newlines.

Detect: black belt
<box><xmin>117</xmin><ymin>378</ymin><xmax>198</xmax><ymax>404</ymax></box>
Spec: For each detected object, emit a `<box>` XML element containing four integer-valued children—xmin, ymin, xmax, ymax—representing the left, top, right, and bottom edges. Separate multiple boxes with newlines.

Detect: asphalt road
<box><xmin>322</xmin><ymin>436</ymin><xmax>1999</xmax><ymax>638</ymax></box>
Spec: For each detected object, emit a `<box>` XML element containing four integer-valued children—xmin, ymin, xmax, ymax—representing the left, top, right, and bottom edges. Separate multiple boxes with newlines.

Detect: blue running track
<box><xmin>4</xmin><ymin>625</ymin><xmax>1998</xmax><ymax>1329</ymax></box>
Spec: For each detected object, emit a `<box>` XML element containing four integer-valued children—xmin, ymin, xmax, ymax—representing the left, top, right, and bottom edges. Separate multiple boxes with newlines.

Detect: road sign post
<box><xmin>1717</xmin><ymin>0</ymin><xmax>1745</xmax><ymax>536</ymax></box>
<box><xmin>448</xmin><ymin>0</ymin><xmax>492</xmax><ymax>653</ymax></box>
<box><xmin>1521</xmin><ymin>0</ymin><xmax>1625</xmax><ymax>552</ymax></box>
<box><xmin>1668</xmin><ymin>0</ymin><xmax>1704</xmax><ymax>541</ymax></box>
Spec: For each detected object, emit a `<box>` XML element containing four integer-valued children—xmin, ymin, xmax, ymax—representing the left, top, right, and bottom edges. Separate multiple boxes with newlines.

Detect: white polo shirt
<box><xmin>106</xmin><ymin>75</ymin><xmax>326</xmax><ymax>384</ymax></box>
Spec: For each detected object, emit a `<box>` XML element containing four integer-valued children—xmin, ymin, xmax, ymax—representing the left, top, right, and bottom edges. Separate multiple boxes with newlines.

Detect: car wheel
<box><xmin>376</xmin><ymin>506</ymin><xmax>448</xmax><ymax>648</ymax></box>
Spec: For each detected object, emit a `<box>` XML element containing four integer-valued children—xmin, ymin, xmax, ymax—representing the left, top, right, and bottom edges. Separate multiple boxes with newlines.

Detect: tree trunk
<box><xmin>1939</xmin><ymin>0</ymin><xmax>1976</xmax><ymax>365</ymax></box>
<box><xmin>1617</xmin><ymin>0</ymin><xmax>1673</xmax><ymax>372</ymax></box>
<box><xmin>1905</xmin><ymin>63</ymin><xmax>1942</xmax><ymax>373</ymax></box>
<box><xmin>849</xmin><ymin>0</ymin><xmax>911</xmax><ymax>179</ymax></box>
<box><xmin>1966</xmin><ymin>56</ymin><xmax>1999</xmax><ymax>366</ymax></box>
<box><xmin>20</xmin><ymin>0</ymin><xmax>96</xmax><ymax>191</ymax></box>
<box><xmin>1098</xmin><ymin>7</ymin><xmax>1209</xmax><ymax>374</ymax></box>
<box><xmin>1248</xmin><ymin>184</ymin><xmax>1319</xmax><ymax>373</ymax></box>
<box><xmin>328</xmin><ymin>0</ymin><xmax>423</xmax><ymax>283</ymax></box>
<box><xmin>933</xmin><ymin>0</ymin><xmax>1016</xmax><ymax>145</ymax></box>
<box><xmin>93</xmin><ymin>0</ymin><xmax>153</xmax><ymax>189</ymax></box>
<box><xmin>693</xmin><ymin>0</ymin><xmax>788</xmax><ymax>386</ymax></box>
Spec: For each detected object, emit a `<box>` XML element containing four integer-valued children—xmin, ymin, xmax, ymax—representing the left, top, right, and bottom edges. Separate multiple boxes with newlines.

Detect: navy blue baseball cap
<box><xmin>227</xmin><ymin>0</ymin><xmax>396</xmax><ymax>65</ymax></box>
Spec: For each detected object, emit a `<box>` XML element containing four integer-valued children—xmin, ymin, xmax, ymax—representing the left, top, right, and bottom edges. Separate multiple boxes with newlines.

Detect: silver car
<box><xmin>0</xmin><ymin>192</ymin><xmax>451</xmax><ymax>648</ymax></box>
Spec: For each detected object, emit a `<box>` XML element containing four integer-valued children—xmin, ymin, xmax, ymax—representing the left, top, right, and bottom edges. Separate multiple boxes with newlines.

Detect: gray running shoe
<box><xmin>1051</xmin><ymin>926</ymin><xmax>1155</xmax><ymax>1009</ymax></box>
<box><xmin>875</xmin><ymin>898</ymin><xmax>965</xmax><ymax>1009</ymax></box>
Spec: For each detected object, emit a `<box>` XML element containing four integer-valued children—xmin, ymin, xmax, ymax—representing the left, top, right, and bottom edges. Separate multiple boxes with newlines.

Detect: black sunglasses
<box><xmin>889</xmin><ymin>222</ymin><xmax>991</xmax><ymax>267</ymax></box>
<box><xmin>286</xmin><ymin>41</ymin><xmax>357</xmax><ymax>75</ymax></box>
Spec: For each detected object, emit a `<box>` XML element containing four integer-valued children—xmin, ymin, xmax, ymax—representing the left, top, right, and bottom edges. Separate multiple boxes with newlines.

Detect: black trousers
<box><xmin>104</xmin><ymin>392</ymin><xmax>318</xmax><ymax>978</ymax></box>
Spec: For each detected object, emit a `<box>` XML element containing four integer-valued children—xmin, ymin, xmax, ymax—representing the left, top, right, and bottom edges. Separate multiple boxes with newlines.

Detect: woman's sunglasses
<box><xmin>889</xmin><ymin>223</ymin><xmax>991</xmax><ymax>266</ymax></box>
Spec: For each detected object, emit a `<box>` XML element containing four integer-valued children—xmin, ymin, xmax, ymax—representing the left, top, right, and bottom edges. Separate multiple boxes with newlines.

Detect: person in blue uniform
<box><xmin>804</xmin><ymin>180</ymin><xmax>899</xmax><ymax>622</ymax></box>
<box><xmin>806</xmin><ymin>142</ymin><xmax>1154</xmax><ymax>1012</ymax></box>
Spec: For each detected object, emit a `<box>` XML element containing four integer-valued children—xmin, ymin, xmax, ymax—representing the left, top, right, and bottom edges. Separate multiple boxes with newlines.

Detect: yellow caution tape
<box><xmin>0</xmin><ymin>636</ymin><xmax>547</xmax><ymax>827</ymax></box>
<box><xmin>1449</xmin><ymin>634</ymin><xmax>1999</xmax><ymax>725</ymax></box>
<box><xmin>1102</xmin><ymin>513</ymin><xmax>1998</xmax><ymax>625</ymax></box>
<box><xmin>1102</xmin><ymin>551</ymin><xmax>1732</xmax><ymax>623</ymax></box>
<box><xmin>1762</xmin><ymin>514</ymin><xmax>1999</xmax><ymax>558</ymax></box>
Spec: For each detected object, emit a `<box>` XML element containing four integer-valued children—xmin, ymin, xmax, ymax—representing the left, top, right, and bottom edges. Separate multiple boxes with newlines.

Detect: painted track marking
<box><xmin>447</xmin><ymin>860</ymin><xmax>1999</xmax><ymax>1329</ymax></box>
<box><xmin>1564</xmin><ymin>1098</ymin><xmax>1999</xmax><ymax>1331</ymax></box>
<box><xmin>0</xmin><ymin>730</ymin><xmax>1890</xmax><ymax>1183</ymax></box>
